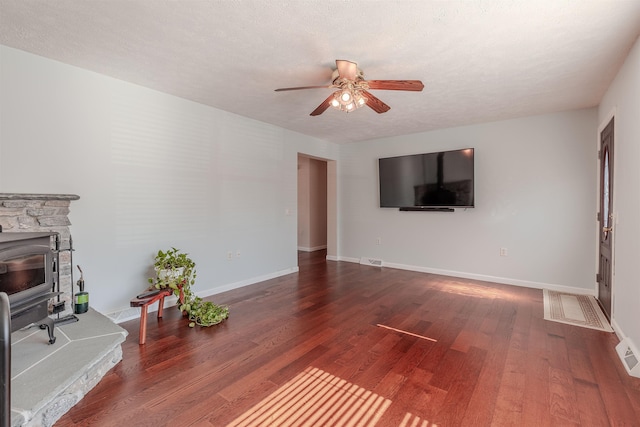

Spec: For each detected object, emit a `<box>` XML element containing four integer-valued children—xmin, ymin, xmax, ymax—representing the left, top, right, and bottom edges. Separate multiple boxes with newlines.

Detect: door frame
<box><xmin>596</xmin><ymin>108</ymin><xmax>616</xmax><ymax>318</ymax></box>
<box><xmin>297</xmin><ymin>153</ymin><xmax>337</xmax><ymax>260</ymax></box>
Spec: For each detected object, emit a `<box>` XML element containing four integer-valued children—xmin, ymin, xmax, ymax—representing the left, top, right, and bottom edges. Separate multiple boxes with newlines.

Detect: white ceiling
<box><xmin>1</xmin><ymin>1</ymin><xmax>639</xmax><ymax>144</ymax></box>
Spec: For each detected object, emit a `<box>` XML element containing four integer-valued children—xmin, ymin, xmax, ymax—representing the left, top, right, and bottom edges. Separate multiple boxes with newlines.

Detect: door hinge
<box><xmin>596</xmin><ymin>273</ymin><xmax>600</xmax><ymax>282</ymax></box>
<box><xmin>598</xmin><ymin>150</ymin><xmax>601</xmax><ymax>159</ymax></box>
<box><xmin>597</xmin><ymin>212</ymin><xmax>601</xmax><ymax>221</ymax></box>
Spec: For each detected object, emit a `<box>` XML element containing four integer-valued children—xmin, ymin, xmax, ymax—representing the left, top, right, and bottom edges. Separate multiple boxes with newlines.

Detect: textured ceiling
<box><xmin>1</xmin><ymin>0</ymin><xmax>639</xmax><ymax>144</ymax></box>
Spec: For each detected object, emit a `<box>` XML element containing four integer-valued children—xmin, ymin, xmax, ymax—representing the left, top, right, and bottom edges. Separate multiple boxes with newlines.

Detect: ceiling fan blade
<box><xmin>366</xmin><ymin>80</ymin><xmax>424</xmax><ymax>91</ymax></box>
<box><xmin>362</xmin><ymin>90</ymin><xmax>390</xmax><ymax>114</ymax></box>
<box><xmin>336</xmin><ymin>60</ymin><xmax>358</xmax><ymax>80</ymax></box>
<box><xmin>275</xmin><ymin>85</ymin><xmax>332</xmax><ymax>92</ymax></box>
<box><xmin>310</xmin><ymin>94</ymin><xmax>335</xmax><ymax>116</ymax></box>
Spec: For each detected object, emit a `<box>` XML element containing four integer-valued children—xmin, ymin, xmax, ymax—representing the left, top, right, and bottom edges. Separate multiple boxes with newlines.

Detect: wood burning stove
<box><xmin>0</xmin><ymin>232</ymin><xmax>59</xmax><ymax>344</ymax></box>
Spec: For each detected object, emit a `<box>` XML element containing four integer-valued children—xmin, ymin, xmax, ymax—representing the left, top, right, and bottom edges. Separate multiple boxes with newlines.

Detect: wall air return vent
<box><xmin>616</xmin><ymin>339</ymin><xmax>640</xmax><ymax>378</ymax></box>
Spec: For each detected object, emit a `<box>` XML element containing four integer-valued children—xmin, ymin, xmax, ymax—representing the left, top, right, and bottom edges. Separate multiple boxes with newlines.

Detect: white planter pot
<box><xmin>157</xmin><ymin>267</ymin><xmax>184</xmax><ymax>280</ymax></box>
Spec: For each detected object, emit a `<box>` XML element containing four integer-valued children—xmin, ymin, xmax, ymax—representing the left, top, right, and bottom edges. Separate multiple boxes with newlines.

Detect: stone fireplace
<box><xmin>0</xmin><ymin>193</ymin><xmax>127</xmax><ymax>427</ymax></box>
<box><xmin>0</xmin><ymin>193</ymin><xmax>79</xmax><ymax>317</ymax></box>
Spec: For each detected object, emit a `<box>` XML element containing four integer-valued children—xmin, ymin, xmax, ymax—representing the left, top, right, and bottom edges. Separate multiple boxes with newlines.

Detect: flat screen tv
<box><xmin>378</xmin><ymin>148</ymin><xmax>474</xmax><ymax>209</ymax></box>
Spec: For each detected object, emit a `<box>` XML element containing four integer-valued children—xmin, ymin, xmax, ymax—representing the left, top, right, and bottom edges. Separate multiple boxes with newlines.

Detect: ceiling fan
<box><xmin>275</xmin><ymin>60</ymin><xmax>424</xmax><ymax>116</ymax></box>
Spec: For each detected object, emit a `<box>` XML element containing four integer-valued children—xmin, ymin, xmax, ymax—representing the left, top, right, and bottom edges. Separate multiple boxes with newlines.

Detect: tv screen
<box><xmin>379</xmin><ymin>148</ymin><xmax>474</xmax><ymax>208</ymax></box>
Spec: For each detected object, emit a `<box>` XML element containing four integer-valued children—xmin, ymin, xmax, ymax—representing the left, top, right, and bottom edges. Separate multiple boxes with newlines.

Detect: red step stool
<box><xmin>130</xmin><ymin>289</ymin><xmax>173</xmax><ymax>345</ymax></box>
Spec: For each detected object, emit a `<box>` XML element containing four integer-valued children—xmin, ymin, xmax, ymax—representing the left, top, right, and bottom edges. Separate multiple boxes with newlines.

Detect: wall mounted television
<box><xmin>378</xmin><ymin>148</ymin><xmax>474</xmax><ymax>210</ymax></box>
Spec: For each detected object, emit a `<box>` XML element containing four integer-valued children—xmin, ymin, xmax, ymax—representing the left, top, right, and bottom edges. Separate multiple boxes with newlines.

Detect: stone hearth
<box><xmin>10</xmin><ymin>309</ymin><xmax>127</xmax><ymax>426</ymax></box>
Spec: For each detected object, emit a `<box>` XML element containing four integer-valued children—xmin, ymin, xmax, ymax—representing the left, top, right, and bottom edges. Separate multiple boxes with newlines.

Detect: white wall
<box><xmin>598</xmin><ymin>36</ymin><xmax>640</xmax><ymax>356</ymax></box>
<box><xmin>338</xmin><ymin>109</ymin><xmax>598</xmax><ymax>292</ymax></box>
<box><xmin>0</xmin><ymin>46</ymin><xmax>339</xmax><ymax>318</ymax></box>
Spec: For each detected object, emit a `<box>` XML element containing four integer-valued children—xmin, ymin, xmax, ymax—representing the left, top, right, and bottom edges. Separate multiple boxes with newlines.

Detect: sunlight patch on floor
<box><xmin>438</xmin><ymin>281</ymin><xmax>526</xmax><ymax>302</ymax></box>
<box><xmin>227</xmin><ymin>366</ymin><xmax>392</xmax><ymax>426</ymax></box>
<box><xmin>399</xmin><ymin>412</ymin><xmax>437</xmax><ymax>427</ymax></box>
<box><xmin>376</xmin><ymin>324</ymin><xmax>438</xmax><ymax>342</ymax></box>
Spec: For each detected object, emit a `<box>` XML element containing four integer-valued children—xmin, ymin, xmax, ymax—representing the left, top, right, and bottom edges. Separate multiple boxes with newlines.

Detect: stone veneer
<box><xmin>0</xmin><ymin>193</ymin><xmax>79</xmax><ymax>316</ymax></box>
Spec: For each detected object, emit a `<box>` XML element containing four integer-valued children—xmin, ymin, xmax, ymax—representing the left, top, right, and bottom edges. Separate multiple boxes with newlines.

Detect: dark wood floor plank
<box><xmin>54</xmin><ymin>250</ymin><xmax>640</xmax><ymax>426</ymax></box>
<box><xmin>491</xmin><ymin>345</ymin><xmax>527</xmax><ymax>425</ymax></box>
<box><xmin>434</xmin><ymin>345</ymin><xmax>487</xmax><ymax>426</ymax></box>
<box><xmin>520</xmin><ymin>316</ymin><xmax>554</xmax><ymax>426</ymax></box>
<box><xmin>567</xmin><ymin>336</ymin><xmax>599</xmax><ymax>385</ymax></box>
<box><xmin>626</xmin><ymin>387</ymin><xmax>640</xmax><ymax>421</ymax></box>
<box><xmin>574</xmin><ymin>378</ymin><xmax>611</xmax><ymax>427</ymax></box>
<box><xmin>376</xmin><ymin>366</ymin><xmax>447</xmax><ymax>425</ymax></box>
<box><xmin>548</xmin><ymin>366</ymin><xmax>581</xmax><ymax>423</ymax></box>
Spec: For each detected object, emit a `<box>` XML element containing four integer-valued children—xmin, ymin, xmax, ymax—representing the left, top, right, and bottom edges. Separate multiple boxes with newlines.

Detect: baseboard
<box><xmin>611</xmin><ymin>318</ymin><xmax>624</xmax><ymax>340</ymax></box>
<box><xmin>335</xmin><ymin>256</ymin><xmax>596</xmax><ymax>296</ymax></box>
<box><xmin>197</xmin><ymin>267</ymin><xmax>299</xmax><ymax>298</ymax></box>
<box><xmin>297</xmin><ymin>245</ymin><xmax>327</xmax><ymax>252</ymax></box>
<box><xmin>108</xmin><ymin>256</ymin><xmax>595</xmax><ymax>322</ymax></box>
<box><xmin>334</xmin><ymin>256</ymin><xmax>360</xmax><ymax>263</ymax></box>
<box><xmin>105</xmin><ymin>266</ymin><xmax>299</xmax><ymax>323</ymax></box>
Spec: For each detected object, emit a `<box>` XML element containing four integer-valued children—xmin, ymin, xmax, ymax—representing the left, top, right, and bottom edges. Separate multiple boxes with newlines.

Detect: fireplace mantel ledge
<box><xmin>0</xmin><ymin>193</ymin><xmax>80</xmax><ymax>201</ymax></box>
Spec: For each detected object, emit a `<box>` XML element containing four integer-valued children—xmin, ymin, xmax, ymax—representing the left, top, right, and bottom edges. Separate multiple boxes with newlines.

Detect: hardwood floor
<box><xmin>56</xmin><ymin>250</ymin><xmax>640</xmax><ymax>426</ymax></box>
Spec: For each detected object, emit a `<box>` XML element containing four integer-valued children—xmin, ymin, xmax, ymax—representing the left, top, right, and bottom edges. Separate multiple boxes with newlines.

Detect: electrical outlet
<box><xmin>376</xmin><ymin>237</ymin><xmax>382</xmax><ymax>245</ymax></box>
<box><xmin>500</xmin><ymin>248</ymin><xmax>508</xmax><ymax>257</ymax></box>
<box><xmin>227</xmin><ymin>251</ymin><xmax>233</xmax><ymax>260</ymax></box>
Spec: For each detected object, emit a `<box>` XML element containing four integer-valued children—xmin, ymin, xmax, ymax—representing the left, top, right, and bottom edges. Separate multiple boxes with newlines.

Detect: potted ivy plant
<box><xmin>149</xmin><ymin>247</ymin><xmax>195</xmax><ymax>295</ymax></box>
<box><xmin>148</xmin><ymin>247</ymin><xmax>229</xmax><ymax>327</ymax></box>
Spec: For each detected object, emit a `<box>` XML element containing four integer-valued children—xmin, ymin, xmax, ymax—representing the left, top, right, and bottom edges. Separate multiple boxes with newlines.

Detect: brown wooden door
<box><xmin>598</xmin><ymin>117</ymin><xmax>614</xmax><ymax>320</ymax></box>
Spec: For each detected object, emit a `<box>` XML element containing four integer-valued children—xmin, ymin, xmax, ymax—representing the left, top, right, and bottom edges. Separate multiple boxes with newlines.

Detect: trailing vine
<box><xmin>148</xmin><ymin>247</ymin><xmax>229</xmax><ymax>327</ymax></box>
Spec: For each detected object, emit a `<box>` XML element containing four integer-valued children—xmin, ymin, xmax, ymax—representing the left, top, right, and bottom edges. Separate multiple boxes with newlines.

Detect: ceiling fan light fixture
<box><xmin>331</xmin><ymin>87</ymin><xmax>366</xmax><ymax>113</ymax></box>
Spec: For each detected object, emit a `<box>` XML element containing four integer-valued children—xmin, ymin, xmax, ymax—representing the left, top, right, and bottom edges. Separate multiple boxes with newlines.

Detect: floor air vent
<box><xmin>616</xmin><ymin>339</ymin><xmax>640</xmax><ymax>378</ymax></box>
<box><xmin>360</xmin><ymin>257</ymin><xmax>383</xmax><ymax>267</ymax></box>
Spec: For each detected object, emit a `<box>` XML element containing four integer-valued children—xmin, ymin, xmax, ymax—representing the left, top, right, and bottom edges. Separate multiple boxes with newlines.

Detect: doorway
<box><xmin>297</xmin><ymin>154</ymin><xmax>337</xmax><ymax>259</ymax></box>
<box><xmin>597</xmin><ymin>117</ymin><xmax>614</xmax><ymax>320</ymax></box>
